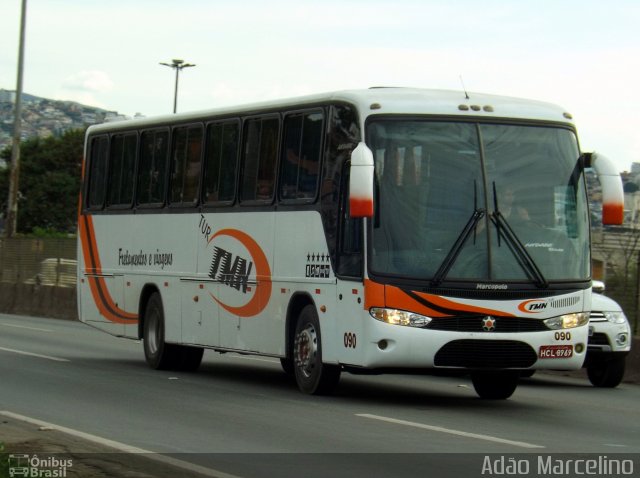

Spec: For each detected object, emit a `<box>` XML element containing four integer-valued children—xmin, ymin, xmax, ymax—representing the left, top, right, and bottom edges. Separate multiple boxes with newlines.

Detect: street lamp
<box><xmin>159</xmin><ymin>59</ymin><xmax>195</xmax><ymax>114</ymax></box>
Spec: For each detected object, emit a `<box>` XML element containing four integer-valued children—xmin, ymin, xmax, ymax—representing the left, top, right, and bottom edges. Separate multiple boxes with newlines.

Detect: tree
<box><xmin>0</xmin><ymin>128</ymin><xmax>85</xmax><ymax>234</ymax></box>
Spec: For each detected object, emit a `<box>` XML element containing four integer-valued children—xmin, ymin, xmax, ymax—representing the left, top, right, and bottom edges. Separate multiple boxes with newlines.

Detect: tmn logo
<box><xmin>518</xmin><ymin>299</ymin><xmax>549</xmax><ymax>313</ymax></box>
<box><xmin>209</xmin><ymin>246</ymin><xmax>253</xmax><ymax>293</ymax></box>
<box><xmin>528</xmin><ymin>302</ymin><xmax>547</xmax><ymax>311</ymax></box>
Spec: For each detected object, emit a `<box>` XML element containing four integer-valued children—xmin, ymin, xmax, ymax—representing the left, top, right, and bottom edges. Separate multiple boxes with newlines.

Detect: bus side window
<box><xmin>87</xmin><ymin>135</ymin><xmax>109</xmax><ymax>209</ymax></box>
<box><xmin>203</xmin><ymin>120</ymin><xmax>239</xmax><ymax>204</ymax></box>
<box><xmin>107</xmin><ymin>132</ymin><xmax>137</xmax><ymax>207</ymax></box>
<box><xmin>279</xmin><ymin>111</ymin><xmax>323</xmax><ymax>201</ymax></box>
<box><xmin>170</xmin><ymin>124</ymin><xmax>203</xmax><ymax>206</ymax></box>
<box><xmin>240</xmin><ymin>116</ymin><xmax>279</xmax><ymax>203</ymax></box>
<box><xmin>138</xmin><ymin>129</ymin><xmax>169</xmax><ymax>206</ymax></box>
<box><xmin>337</xmin><ymin>165</ymin><xmax>363</xmax><ymax>278</ymax></box>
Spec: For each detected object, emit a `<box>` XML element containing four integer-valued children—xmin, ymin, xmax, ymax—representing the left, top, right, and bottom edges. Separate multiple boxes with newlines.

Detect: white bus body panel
<box><xmin>79</xmin><ymin>208</ymin><xmax>589</xmax><ymax>370</ymax></box>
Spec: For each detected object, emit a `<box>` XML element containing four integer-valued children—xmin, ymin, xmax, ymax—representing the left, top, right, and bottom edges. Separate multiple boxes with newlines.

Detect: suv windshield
<box><xmin>369</xmin><ymin>120</ymin><xmax>589</xmax><ymax>285</ymax></box>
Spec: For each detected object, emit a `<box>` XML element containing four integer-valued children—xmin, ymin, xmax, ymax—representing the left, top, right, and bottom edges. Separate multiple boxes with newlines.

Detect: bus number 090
<box><xmin>344</xmin><ymin>332</ymin><xmax>357</xmax><ymax>349</ymax></box>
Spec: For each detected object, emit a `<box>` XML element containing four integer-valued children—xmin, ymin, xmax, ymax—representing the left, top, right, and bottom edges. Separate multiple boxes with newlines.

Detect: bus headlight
<box><xmin>544</xmin><ymin>312</ymin><xmax>589</xmax><ymax>330</ymax></box>
<box><xmin>369</xmin><ymin>308</ymin><xmax>432</xmax><ymax>328</ymax></box>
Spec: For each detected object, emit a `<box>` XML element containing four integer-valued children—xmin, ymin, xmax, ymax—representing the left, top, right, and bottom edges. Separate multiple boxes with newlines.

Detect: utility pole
<box><xmin>4</xmin><ymin>0</ymin><xmax>28</xmax><ymax>238</ymax></box>
<box><xmin>159</xmin><ymin>59</ymin><xmax>195</xmax><ymax>113</ymax></box>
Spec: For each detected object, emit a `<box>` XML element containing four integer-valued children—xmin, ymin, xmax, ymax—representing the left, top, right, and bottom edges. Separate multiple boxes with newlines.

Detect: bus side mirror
<box><xmin>585</xmin><ymin>152</ymin><xmax>624</xmax><ymax>225</ymax></box>
<box><xmin>592</xmin><ymin>280</ymin><xmax>605</xmax><ymax>293</ymax></box>
<box><xmin>349</xmin><ymin>142</ymin><xmax>375</xmax><ymax>218</ymax></box>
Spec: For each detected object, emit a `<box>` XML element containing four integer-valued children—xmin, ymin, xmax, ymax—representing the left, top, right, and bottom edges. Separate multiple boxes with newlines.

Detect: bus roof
<box><xmin>86</xmin><ymin>87</ymin><xmax>575</xmax><ymax>135</ymax></box>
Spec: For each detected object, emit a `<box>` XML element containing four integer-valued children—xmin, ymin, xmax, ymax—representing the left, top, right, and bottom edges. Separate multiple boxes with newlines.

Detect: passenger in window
<box><xmin>501</xmin><ymin>186</ymin><xmax>530</xmax><ymax>222</ymax></box>
<box><xmin>256</xmin><ymin>180</ymin><xmax>272</xmax><ymax>200</ymax></box>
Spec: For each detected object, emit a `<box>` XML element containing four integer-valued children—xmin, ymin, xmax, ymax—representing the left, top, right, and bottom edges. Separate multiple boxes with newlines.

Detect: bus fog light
<box><xmin>378</xmin><ymin>340</ymin><xmax>389</xmax><ymax>350</ymax></box>
<box><xmin>575</xmin><ymin>343</ymin><xmax>585</xmax><ymax>353</ymax></box>
<box><xmin>370</xmin><ymin>308</ymin><xmax>432</xmax><ymax>327</ymax></box>
<box><xmin>544</xmin><ymin>312</ymin><xmax>589</xmax><ymax>330</ymax></box>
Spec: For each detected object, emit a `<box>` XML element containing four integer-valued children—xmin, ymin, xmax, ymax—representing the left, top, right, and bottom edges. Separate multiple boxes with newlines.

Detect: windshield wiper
<box><xmin>431</xmin><ymin>207</ymin><xmax>485</xmax><ymax>287</ymax></box>
<box><xmin>490</xmin><ymin>183</ymin><xmax>548</xmax><ymax>288</ymax></box>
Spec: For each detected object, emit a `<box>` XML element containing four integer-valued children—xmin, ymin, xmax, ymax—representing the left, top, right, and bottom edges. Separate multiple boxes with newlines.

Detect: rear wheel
<box><xmin>471</xmin><ymin>371</ymin><xmax>519</xmax><ymax>399</ymax></box>
<box><xmin>293</xmin><ymin>305</ymin><xmax>341</xmax><ymax>394</ymax></box>
<box><xmin>143</xmin><ymin>292</ymin><xmax>203</xmax><ymax>371</ymax></box>
<box><xmin>587</xmin><ymin>356</ymin><xmax>626</xmax><ymax>388</ymax></box>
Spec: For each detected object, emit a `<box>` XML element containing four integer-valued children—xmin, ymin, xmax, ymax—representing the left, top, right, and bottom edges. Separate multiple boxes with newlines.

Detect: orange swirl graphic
<box><xmin>208</xmin><ymin>229</ymin><xmax>272</xmax><ymax>317</ymax></box>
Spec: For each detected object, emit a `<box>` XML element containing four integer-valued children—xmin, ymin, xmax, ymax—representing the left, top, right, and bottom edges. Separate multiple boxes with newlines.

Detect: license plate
<box><xmin>539</xmin><ymin>345</ymin><xmax>573</xmax><ymax>359</ymax></box>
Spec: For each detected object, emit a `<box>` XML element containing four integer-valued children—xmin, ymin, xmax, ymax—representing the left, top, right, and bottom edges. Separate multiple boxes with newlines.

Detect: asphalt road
<box><xmin>1</xmin><ymin>313</ymin><xmax>638</xmax><ymax>477</ymax></box>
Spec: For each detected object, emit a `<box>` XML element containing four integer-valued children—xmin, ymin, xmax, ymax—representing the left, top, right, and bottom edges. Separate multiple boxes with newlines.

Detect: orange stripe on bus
<box><xmin>79</xmin><ymin>214</ymin><xmax>138</xmax><ymax>324</ymax></box>
<box><xmin>364</xmin><ymin>279</ymin><xmax>515</xmax><ymax>318</ymax></box>
<box><xmin>422</xmin><ymin>292</ymin><xmax>516</xmax><ymax>317</ymax></box>
<box><xmin>364</xmin><ymin>279</ymin><xmax>385</xmax><ymax>310</ymax></box>
<box><xmin>385</xmin><ymin>285</ymin><xmax>448</xmax><ymax>317</ymax></box>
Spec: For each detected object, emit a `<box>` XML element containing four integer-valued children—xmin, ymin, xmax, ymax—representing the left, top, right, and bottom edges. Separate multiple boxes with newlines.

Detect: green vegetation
<box><xmin>0</xmin><ymin>128</ymin><xmax>84</xmax><ymax>235</ymax></box>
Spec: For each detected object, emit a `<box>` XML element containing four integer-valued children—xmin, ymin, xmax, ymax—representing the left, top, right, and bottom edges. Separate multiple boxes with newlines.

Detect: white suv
<box><xmin>586</xmin><ymin>282</ymin><xmax>632</xmax><ymax>387</ymax></box>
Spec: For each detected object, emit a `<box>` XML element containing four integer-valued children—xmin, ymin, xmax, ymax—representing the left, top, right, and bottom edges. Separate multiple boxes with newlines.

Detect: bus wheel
<box><xmin>143</xmin><ymin>292</ymin><xmax>178</xmax><ymax>370</ymax></box>
<box><xmin>587</xmin><ymin>356</ymin><xmax>626</xmax><ymax>388</ymax></box>
<box><xmin>471</xmin><ymin>371</ymin><xmax>519</xmax><ymax>399</ymax></box>
<box><xmin>293</xmin><ymin>305</ymin><xmax>341</xmax><ymax>394</ymax></box>
<box><xmin>143</xmin><ymin>292</ymin><xmax>204</xmax><ymax>371</ymax></box>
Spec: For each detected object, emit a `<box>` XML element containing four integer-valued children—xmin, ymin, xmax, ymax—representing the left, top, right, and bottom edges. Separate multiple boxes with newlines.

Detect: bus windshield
<box><xmin>369</xmin><ymin>120</ymin><xmax>589</xmax><ymax>285</ymax></box>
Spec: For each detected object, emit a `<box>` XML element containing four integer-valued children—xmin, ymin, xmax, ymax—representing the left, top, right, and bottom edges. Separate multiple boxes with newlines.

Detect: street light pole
<box><xmin>4</xmin><ymin>0</ymin><xmax>28</xmax><ymax>238</ymax></box>
<box><xmin>159</xmin><ymin>59</ymin><xmax>195</xmax><ymax>113</ymax></box>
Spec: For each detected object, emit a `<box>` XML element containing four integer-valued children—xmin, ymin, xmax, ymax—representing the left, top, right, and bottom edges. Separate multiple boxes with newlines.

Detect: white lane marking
<box><xmin>0</xmin><ymin>322</ymin><xmax>53</xmax><ymax>332</ymax></box>
<box><xmin>0</xmin><ymin>346</ymin><xmax>69</xmax><ymax>362</ymax></box>
<box><xmin>356</xmin><ymin>413</ymin><xmax>544</xmax><ymax>449</ymax></box>
<box><xmin>0</xmin><ymin>411</ymin><xmax>244</xmax><ymax>478</ymax></box>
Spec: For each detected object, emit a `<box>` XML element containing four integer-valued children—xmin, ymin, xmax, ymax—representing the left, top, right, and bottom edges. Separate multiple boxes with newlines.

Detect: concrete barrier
<box><xmin>0</xmin><ymin>282</ymin><xmax>77</xmax><ymax>320</ymax></box>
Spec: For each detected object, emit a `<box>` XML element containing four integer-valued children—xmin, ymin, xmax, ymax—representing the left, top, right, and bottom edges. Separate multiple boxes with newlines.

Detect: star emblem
<box><xmin>482</xmin><ymin>316</ymin><xmax>496</xmax><ymax>332</ymax></box>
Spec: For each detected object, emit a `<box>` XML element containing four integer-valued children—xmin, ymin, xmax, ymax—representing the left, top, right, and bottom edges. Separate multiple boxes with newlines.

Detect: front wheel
<box><xmin>143</xmin><ymin>292</ymin><xmax>174</xmax><ymax>370</ymax></box>
<box><xmin>587</xmin><ymin>356</ymin><xmax>626</xmax><ymax>388</ymax></box>
<box><xmin>143</xmin><ymin>292</ymin><xmax>204</xmax><ymax>372</ymax></box>
<box><xmin>471</xmin><ymin>371</ymin><xmax>519</xmax><ymax>399</ymax></box>
<box><xmin>293</xmin><ymin>305</ymin><xmax>341</xmax><ymax>394</ymax></box>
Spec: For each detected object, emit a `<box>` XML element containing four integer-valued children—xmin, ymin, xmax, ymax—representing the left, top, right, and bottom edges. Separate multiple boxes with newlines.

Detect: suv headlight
<box><xmin>544</xmin><ymin>312</ymin><xmax>589</xmax><ymax>330</ymax></box>
<box><xmin>603</xmin><ymin>311</ymin><xmax>627</xmax><ymax>324</ymax></box>
<box><xmin>370</xmin><ymin>308</ymin><xmax>432</xmax><ymax>327</ymax></box>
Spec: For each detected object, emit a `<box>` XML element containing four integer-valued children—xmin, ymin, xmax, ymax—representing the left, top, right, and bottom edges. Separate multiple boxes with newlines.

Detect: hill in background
<box><xmin>0</xmin><ymin>89</ymin><xmax>128</xmax><ymax>166</ymax></box>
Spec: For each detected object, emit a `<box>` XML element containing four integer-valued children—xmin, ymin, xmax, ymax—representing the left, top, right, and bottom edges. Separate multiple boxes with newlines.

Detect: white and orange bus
<box><xmin>77</xmin><ymin>88</ymin><xmax>624</xmax><ymax>399</ymax></box>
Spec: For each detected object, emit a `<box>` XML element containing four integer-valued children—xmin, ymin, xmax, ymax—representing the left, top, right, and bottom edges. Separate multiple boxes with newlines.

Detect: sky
<box><xmin>1</xmin><ymin>0</ymin><xmax>639</xmax><ymax>172</ymax></box>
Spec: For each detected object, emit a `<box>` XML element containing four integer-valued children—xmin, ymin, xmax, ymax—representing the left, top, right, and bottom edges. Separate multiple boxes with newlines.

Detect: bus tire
<box><xmin>293</xmin><ymin>305</ymin><xmax>341</xmax><ymax>395</ymax></box>
<box><xmin>143</xmin><ymin>292</ymin><xmax>180</xmax><ymax>370</ymax></box>
<box><xmin>587</xmin><ymin>356</ymin><xmax>626</xmax><ymax>388</ymax></box>
<box><xmin>471</xmin><ymin>371</ymin><xmax>519</xmax><ymax>399</ymax></box>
